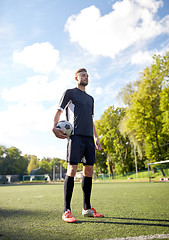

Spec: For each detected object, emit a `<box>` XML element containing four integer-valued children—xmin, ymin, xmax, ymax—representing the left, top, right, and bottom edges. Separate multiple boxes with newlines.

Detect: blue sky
<box><xmin>0</xmin><ymin>0</ymin><xmax>169</xmax><ymax>160</ymax></box>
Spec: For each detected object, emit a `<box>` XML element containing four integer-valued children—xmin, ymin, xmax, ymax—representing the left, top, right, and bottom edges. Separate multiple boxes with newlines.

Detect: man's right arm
<box><xmin>52</xmin><ymin>109</ymin><xmax>67</xmax><ymax>139</ymax></box>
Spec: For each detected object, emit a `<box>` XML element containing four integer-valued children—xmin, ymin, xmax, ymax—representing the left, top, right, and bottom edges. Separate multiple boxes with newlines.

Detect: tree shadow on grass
<box><xmin>0</xmin><ymin>210</ymin><xmax>169</xmax><ymax>240</ymax></box>
<box><xmin>0</xmin><ymin>208</ymin><xmax>64</xmax><ymax>240</ymax></box>
<box><xmin>0</xmin><ymin>208</ymin><xmax>60</xmax><ymax>220</ymax></box>
<box><xmin>1</xmin><ymin>209</ymin><xmax>168</xmax><ymax>228</ymax></box>
<box><xmin>110</xmin><ymin>217</ymin><xmax>169</xmax><ymax>223</ymax></box>
<box><xmin>77</xmin><ymin>217</ymin><xmax>169</xmax><ymax>227</ymax></box>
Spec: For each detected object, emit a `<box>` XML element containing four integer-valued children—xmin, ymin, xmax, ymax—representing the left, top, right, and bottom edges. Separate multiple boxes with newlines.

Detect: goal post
<box><xmin>147</xmin><ymin>160</ymin><xmax>169</xmax><ymax>182</ymax></box>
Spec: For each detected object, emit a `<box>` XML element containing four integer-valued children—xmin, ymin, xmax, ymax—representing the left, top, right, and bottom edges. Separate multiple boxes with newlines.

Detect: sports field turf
<box><xmin>0</xmin><ymin>182</ymin><xmax>169</xmax><ymax>240</ymax></box>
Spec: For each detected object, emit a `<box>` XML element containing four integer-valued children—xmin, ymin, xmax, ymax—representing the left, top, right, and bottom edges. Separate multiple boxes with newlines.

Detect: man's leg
<box><xmin>64</xmin><ymin>164</ymin><xmax>78</xmax><ymax>212</ymax></box>
<box><xmin>62</xmin><ymin>164</ymin><xmax>78</xmax><ymax>223</ymax></box>
<box><xmin>82</xmin><ymin>165</ymin><xmax>104</xmax><ymax>218</ymax></box>
<box><xmin>82</xmin><ymin>165</ymin><xmax>93</xmax><ymax>210</ymax></box>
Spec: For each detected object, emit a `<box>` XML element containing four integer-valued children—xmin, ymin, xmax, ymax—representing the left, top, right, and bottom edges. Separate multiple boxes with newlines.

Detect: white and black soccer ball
<box><xmin>56</xmin><ymin>120</ymin><xmax>73</xmax><ymax>137</ymax></box>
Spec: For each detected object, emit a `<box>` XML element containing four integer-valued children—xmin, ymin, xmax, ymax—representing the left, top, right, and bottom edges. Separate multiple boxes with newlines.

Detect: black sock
<box><xmin>82</xmin><ymin>176</ymin><xmax>92</xmax><ymax>210</ymax></box>
<box><xmin>64</xmin><ymin>175</ymin><xmax>74</xmax><ymax>212</ymax></box>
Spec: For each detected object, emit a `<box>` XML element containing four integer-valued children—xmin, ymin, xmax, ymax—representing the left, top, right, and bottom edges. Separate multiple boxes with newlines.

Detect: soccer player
<box><xmin>52</xmin><ymin>68</ymin><xmax>104</xmax><ymax>223</ymax></box>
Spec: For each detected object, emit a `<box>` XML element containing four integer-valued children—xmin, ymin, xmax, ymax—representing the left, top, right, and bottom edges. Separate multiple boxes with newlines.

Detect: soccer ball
<box><xmin>56</xmin><ymin>120</ymin><xmax>73</xmax><ymax>137</ymax></box>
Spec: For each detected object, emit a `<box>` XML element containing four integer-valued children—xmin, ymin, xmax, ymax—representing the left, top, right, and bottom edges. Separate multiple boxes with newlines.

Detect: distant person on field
<box><xmin>52</xmin><ymin>68</ymin><xmax>104</xmax><ymax>223</ymax></box>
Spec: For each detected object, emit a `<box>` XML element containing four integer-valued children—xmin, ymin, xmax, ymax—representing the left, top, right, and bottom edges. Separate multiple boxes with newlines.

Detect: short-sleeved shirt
<box><xmin>58</xmin><ymin>88</ymin><xmax>94</xmax><ymax>137</ymax></box>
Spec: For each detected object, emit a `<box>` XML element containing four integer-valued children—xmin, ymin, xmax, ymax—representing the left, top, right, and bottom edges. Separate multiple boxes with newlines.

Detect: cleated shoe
<box><xmin>91</xmin><ymin>208</ymin><xmax>104</xmax><ymax>218</ymax></box>
<box><xmin>62</xmin><ymin>210</ymin><xmax>77</xmax><ymax>223</ymax></box>
<box><xmin>82</xmin><ymin>208</ymin><xmax>104</xmax><ymax>218</ymax></box>
<box><xmin>82</xmin><ymin>208</ymin><xmax>94</xmax><ymax>217</ymax></box>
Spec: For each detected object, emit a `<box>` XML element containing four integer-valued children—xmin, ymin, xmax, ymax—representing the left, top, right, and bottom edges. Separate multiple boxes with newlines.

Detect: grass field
<box><xmin>0</xmin><ymin>182</ymin><xmax>169</xmax><ymax>240</ymax></box>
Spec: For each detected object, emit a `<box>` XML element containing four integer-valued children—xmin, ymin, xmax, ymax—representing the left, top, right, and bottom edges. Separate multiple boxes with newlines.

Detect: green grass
<box><xmin>0</xmin><ymin>182</ymin><xmax>169</xmax><ymax>240</ymax></box>
<box><xmin>95</xmin><ymin>169</ymin><xmax>169</xmax><ymax>182</ymax></box>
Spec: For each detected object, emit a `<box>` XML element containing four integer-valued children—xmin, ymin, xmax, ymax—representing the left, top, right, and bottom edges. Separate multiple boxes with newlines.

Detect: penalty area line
<box><xmin>101</xmin><ymin>233</ymin><xmax>169</xmax><ymax>240</ymax></box>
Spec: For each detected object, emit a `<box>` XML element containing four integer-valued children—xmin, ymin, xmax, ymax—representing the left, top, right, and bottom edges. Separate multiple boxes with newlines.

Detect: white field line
<box><xmin>102</xmin><ymin>233</ymin><xmax>169</xmax><ymax>240</ymax></box>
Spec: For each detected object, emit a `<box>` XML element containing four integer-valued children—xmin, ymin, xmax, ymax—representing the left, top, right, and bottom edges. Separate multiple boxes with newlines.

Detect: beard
<box><xmin>79</xmin><ymin>80</ymin><xmax>88</xmax><ymax>86</ymax></box>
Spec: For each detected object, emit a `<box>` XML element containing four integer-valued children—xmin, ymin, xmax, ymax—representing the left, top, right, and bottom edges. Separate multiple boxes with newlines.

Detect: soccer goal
<box><xmin>23</xmin><ymin>174</ymin><xmax>51</xmax><ymax>182</ymax></box>
<box><xmin>147</xmin><ymin>160</ymin><xmax>169</xmax><ymax>182</ymax></box>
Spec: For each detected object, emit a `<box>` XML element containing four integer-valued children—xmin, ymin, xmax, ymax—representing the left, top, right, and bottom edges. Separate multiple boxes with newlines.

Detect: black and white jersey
<box><xmin>58</xmin><ymin>88</ymin><xmax>94</xmax><ymax>137</ymax></box>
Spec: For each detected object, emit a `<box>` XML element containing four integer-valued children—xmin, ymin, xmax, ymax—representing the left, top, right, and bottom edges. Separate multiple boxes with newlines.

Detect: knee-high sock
<box><xmin>64</xmin><ymin>175</ymin><xmax>74</xmax><ymax>212</ymax></box>
<box><xmin>82</xmin><ymin>176</ymin><xmax>92</xmax><ymax>210</ymax></box>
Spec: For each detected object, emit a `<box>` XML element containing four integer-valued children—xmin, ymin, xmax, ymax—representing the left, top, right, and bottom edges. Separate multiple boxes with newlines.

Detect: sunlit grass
<box><xmin>0</xmin><ymin>182</ymin><xmax>169</xmax><ymax>240</ymax></box>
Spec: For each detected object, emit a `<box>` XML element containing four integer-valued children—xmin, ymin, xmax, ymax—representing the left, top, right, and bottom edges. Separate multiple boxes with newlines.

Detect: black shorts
<box><xmin>67</xmin><ymin>135</ymin><xmax>95</xmax><ymax>165</ymax></box>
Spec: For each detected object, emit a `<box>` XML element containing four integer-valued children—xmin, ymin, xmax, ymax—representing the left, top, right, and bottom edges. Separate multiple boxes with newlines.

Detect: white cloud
<box><xmin>0</xmin><ymin>97</ymin><xmax>68</xmax><ymax>159</ymax></box>
<box><xmin>0</xmin><ymin>42</ymin><xmax>76</xmax><ymax>143</ymax></box>
<box><xmin>13</xmin><ymin>42</ymin><xmax>60</xmax><ymax>74</ymax></box>
<box><xmin>0</xmin><ymin>103</ymin><xmax>55</xmax><ymax>135</ymax></box>
<box><xmin>134</xmin><ymin>0</ymin><xmax>163</xmax><ymax>13</ymax></box>
<box><xmin>65</xmin><ymin>0</ymin><xmax>169</xmax><ymax>58</ymax></box>
<box><xmin>0</xmin><ymin>101</ymin><xmax>68</xmax><ymax>159</ymax></box>
<box><xmin>131</xmin><ymin>47</ymin><xmax>169</xmax><ymax>65</ymax></box>
<box><xmin>1</xmin><ymin>74</ymin><xmax>71</xmax><ymax>103</ymax></box>
<box><xmin>93</xmin><ymin>79</ymin><xmax>123</xmax><ymax>112</ymax></box>
<box><xmin>2</xmin><ymin>48</ymin><xmax>75</xmax><ymax>104</ymax></box>
<box><xmin>95</xmin><ymin>87</ymin><xmax>103</xmax><ymax>95</ymax></box>
<box><xmin>0</xmin><ymin>71</ymin><xmax>74</xmax><ymax>140</ymax></box>
<box><xmin>131</xmin><ymin>50</ymin><xmax>154</xmax><ymax>65</ymax></box>
<box><xmin>18</xmin><ymin>139</ymin><xmax>67</xmax><ymax>160</ymax></box>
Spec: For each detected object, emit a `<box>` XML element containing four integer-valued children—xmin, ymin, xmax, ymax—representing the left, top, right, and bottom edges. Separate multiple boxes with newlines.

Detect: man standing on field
<box><xmin>52</xmin><ymin>68</ymin><xmax>104</xmax><ymax>223</ymax></box>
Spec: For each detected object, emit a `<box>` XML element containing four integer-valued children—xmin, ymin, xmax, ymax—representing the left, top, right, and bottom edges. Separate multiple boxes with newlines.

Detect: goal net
<box><xmin>147</xmin><ymin>160</ymin><xmax>169</xmax><ymax>182</ymax></box>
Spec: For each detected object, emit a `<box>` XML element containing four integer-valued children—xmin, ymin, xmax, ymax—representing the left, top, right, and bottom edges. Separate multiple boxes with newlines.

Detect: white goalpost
<box><xmin>147</xmin><ymin>160</ymin><xmax>169</xmax><ymax>182</ymax></box>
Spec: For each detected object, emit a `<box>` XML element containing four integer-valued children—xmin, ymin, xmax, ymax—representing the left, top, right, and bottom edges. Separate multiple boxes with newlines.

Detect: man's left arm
<box><xmin>93</xmin><ymin>122</ymin><xmax>102</xmax><ymax>151</ymax></box>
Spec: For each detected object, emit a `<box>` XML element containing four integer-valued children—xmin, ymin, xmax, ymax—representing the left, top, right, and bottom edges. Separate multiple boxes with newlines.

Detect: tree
<box><xmin>94</xmin><ymin>151</ymin><xmax>107</xmax><ymax>176</ymax></box>
<box><xmin>0</xmin><ymin>146</ymin><xmax>7</xmax><ymax>174</ymax></box>
<box><xmin>160</xmin><ymin>86</ymin><xmax>169</xmax><ymax>134</ymax></box>
<box><xmin>0</xmin><ymin>145</ymin><xmax>67</xmax><ymax>177</ymax></box>
<box><xmin>38</xmin><ymin>157</ymin><xmax>52</xmax><ymax>174</ymax></box>
<box><xmin>0</xmin><ymin>146</ymin><xmax>28</xmax><ymax>175</ymax></box>
<box><xmin>27</xmin><ymin>155</ymin><xmax>39</xmax><ymax>174</ymax></box>
<box><xmin>119</xmin><ymin>52</ymin><xmax>169</xmax><ymax>163</ymax></box>
<box><xmin>95</xmin><ymin>106</ymin><xmax>133</xmax><ymax>176</ymax></box>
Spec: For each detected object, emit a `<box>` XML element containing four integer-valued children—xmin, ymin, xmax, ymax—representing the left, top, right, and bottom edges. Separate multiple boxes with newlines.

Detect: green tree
<box><xmin>0</xmin><ymin>145</ymin><xmax>7</xmax><ymax>174</ymax></box>
<box><xmin>119</xmin><ymin>52</ymin><xmax>169</xmax><ymax>163</ymax></box>
<box><xmin>38</xmin><ymin>157</ymin><xmax>52</xmax><ymax>174</ymax></box>
<box><xmin>94</xmin><ymin>151</ymin><xmax>107</xmax><ymax>176</ymax></box>
<box><xmin>0</xmin><ymin>146</ymin><xmax>28</xmax><ymax>175</ymax></box>
<box><xmin>95</xmin><ymin>106</ymin><xmax>132</xmax><ymax>176</ymax></box>
<box><xmin>49</xmin><ymin>158</ymin><xmax>60</xmax><ymax>169</ymax></box>
<box><xmin>27</xmin><ymin>155</ymin><xmax>39</xmax><ymax>174</ymax></box>
<box><xmin>160</xmin><ymin>86</ymin><xmax>169</xmax><ymax>134</ymax></box>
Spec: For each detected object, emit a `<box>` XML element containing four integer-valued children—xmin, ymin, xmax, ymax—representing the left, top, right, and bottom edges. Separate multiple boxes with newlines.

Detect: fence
<box><xmin>94</xmin><ymin>168</ymin><xmax>169</xmax><ymax>181</ymax></box>
<box><xmin>0</xmin><ymin>175</ymin><xmax>21</xmax><ymax>184</ymax></box>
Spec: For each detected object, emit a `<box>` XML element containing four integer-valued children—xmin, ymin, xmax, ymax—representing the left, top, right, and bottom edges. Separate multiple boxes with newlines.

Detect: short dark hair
<box><xmin>75</xmin><ymin>68</ymin><xmax>87</xmax><ymax>76</ymax></box>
